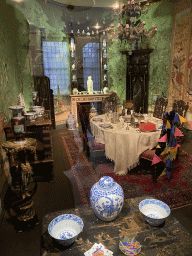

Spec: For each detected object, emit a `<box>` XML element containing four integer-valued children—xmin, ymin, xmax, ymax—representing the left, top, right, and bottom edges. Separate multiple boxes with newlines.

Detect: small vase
<box><xmin>90</xmin><ymin>176</ymin><xmax>124</xmax><ymax>221</ymax></box>
<box><xmin>73</xmin><ymin>88</ymin><xmax>78</xmax><ymax>95</ymax></box>
<box><xmin>66</xmin><ymin>112</ymin><xmax>76</xmax><ymax>130</ymax></box>
<box><xmin>89</xmin><ymin>104</ymin><xmax>98</xmax><ymax>119</ymax></box>
<box><xmin>103</xmin><ymin>87</ymin><xmax>109</xmax><ymax>94</ymax></box>
<box><xmin>9</xmin><ymin>106</ymin><xmax>26</xmax><ymax>142</ymax></box>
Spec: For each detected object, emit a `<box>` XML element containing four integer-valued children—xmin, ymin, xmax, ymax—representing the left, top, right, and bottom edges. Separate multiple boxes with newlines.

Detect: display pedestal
<box><xmin>2</xmin><ymin>138</ymin><xmax>39</xmax><ymax>232</ymax></box>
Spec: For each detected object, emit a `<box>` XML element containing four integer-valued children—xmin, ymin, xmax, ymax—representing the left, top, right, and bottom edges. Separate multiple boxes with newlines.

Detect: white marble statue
<box><xmin>87</xmin><ymin>76</ymin><xmax>93</xmax><ymax>94</ymax></box>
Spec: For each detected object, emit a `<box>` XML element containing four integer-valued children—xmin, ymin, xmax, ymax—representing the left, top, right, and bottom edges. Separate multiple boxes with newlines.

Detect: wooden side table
<box><xmin>4</xmin><ymin>119</ymin><xmax>53</xmax><ymax>181</ymax></box>
<box><xmin>2</xmin><ymin>138</ymin><xmax>39</xmax><ymax>232</ymax></box>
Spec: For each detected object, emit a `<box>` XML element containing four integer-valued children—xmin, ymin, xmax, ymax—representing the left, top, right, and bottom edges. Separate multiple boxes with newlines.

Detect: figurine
<box><xmin>87</xmin><ymin>76</ymin><xmax>93</xmax><ymax>94</ymax></box>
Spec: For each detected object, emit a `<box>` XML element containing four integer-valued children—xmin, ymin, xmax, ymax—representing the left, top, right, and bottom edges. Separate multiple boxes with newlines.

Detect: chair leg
<box><xmin>151</xmin><ymin>166</ymin><xmax>157</xmax><ymax>183</ymax></box>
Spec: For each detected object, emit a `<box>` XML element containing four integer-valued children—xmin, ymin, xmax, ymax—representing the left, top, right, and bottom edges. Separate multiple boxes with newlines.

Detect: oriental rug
<box><xmin>61</xmin><ymin>135</ymin><xmax>192</xmax><ymax>209</ymax></box>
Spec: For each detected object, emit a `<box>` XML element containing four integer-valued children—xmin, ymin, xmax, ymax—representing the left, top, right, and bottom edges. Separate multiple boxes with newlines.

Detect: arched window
<box><xmin>42</xmin><ymin>41</ymin><xmax>70</xmax><ymax>95</ymax></box>
<box><xmin>83</xmin><ymin>42</ymin><xmax>100</xmax><ymax>91</ymax></box>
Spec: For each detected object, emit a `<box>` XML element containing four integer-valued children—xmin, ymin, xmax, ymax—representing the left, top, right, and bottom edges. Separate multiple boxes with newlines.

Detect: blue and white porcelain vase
<box><xmin>66</xmin><ymin>112</ymin><xmax>76</xmax><ymax>130</ymax></box>
<box><xmin>90</xmin><ymin>176</ymin><xmax>124</xmax><ymax>221</ymax></box>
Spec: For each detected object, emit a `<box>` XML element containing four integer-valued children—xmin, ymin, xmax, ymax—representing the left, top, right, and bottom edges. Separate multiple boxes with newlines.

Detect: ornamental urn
<box><xmin>9</xmin><ymin>106</ymin><xmax>26</xmax><ymax>142</ymax></box>
<box><xmin>73</xmin><ymin>88</ymin><xmax>78</xmax><ymax>95</ymax></box>
<box><xmin>90</xmin><ymin>176</ymin><xmax>124</xmax><ymax>221</ymax></box>
<box><xmin>66</xmin><ymin>112</ymin><xmax>76</xmax><ymax>130</ymax></box>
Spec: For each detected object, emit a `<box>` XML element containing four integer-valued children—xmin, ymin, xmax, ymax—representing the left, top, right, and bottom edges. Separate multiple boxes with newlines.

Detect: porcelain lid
<box><xmin>99</xmin><ymin>176</ymin><xmax>115</xmax><ymax>189</ymax></box>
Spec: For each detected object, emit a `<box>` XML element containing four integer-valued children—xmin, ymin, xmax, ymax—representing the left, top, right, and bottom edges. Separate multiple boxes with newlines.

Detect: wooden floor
<box><xmin>0</xmin><ymin>125</ymin><xmax>192</xmax><ymax>256</ymax></box>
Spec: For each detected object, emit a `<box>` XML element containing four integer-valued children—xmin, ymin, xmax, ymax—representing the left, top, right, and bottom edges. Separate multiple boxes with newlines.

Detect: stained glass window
<box><xmin>42</xmin><ymin>41</ymin><xmax>70</xmax><ymax>95</ymax></box>
<box><xmin>83</xmin><ymin>42</ymin><xmax>100</xmax><ymax>91</ymax></box>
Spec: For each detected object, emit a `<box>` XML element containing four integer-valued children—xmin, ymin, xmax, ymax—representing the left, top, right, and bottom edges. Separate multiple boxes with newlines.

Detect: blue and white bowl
<box><xmin>24</xmin><ymin>111</ymin><xmax>37</xmax><ymax>121</ymax></box>
<box><xmin>139</xmin><ymin>199</ymin><xmax>171</xmax><ymax>226</ymax></box>
<box><xmin>48</xmin><ymin>214</ymin><xmax>84</xmax><ymax>246</ymax></box>
<box><xmin>31</xmin><ymin>106</ymin><xmax>45</xmax><ymax>116</ymax></box>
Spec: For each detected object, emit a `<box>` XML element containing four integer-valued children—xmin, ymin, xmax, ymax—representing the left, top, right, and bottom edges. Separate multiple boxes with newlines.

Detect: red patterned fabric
<box><xmin>140</xmin><ymin>149</ymin><xmax>156</xmax><ymax>161</ymax></box>
<box><xmin>62</xmin><ymin>135</ymin><xmax>192</xmax><ymax>209</ymax></box>
<box><xmin>93</xmin><ymin>141</ymin><xmax>105</xmax><ymax>151</ymax></box>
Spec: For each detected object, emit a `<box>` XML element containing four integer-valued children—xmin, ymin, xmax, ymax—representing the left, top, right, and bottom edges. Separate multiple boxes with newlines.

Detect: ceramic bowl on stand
<box><xmin>24</xmin><ymin>111</ymin><xmax>37</xmax><ymax>121</ymax></box>
<box><xmin>48</xmin><ymin>214</ymin><xmax>84</xmax><ymax>246</ymax></box>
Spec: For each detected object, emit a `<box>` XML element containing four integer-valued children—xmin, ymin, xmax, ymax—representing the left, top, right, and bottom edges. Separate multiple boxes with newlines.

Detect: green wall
<box><xmin>9</xmin><ymin>0</ymin><xmax>67</xmax><ymax>42</ymax></box>
<box><xmin>0</xmin><ymin>2</ymin><xmax>34</xmax><ymax>122</ymax></box>
<box><xmin>107</xmin><ymin>0</ymin><xmax>174</xmax><ymax>111</ymax></box>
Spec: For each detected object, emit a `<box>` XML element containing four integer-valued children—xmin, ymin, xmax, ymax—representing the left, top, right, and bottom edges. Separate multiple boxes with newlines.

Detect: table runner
<box><xmin>90</xmin><ymin>115</ymin><xmax>162</xmax><ymax>175</ymax></box>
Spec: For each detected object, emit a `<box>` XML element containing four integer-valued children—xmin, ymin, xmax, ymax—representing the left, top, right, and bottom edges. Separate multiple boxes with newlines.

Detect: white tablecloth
<box><xmin>90</xmin><ymin>114</ymin><xmax>162</xmax><ymax>175</ymax></box>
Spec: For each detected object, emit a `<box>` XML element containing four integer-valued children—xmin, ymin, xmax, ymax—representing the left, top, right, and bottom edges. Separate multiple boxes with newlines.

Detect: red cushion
<box><xmin>140</xmin><ymin>149</ymin><xmax>156</xmax><ymax>161</ymax></box>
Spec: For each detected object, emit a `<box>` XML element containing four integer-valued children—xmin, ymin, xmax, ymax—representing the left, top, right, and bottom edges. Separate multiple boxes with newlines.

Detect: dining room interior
<box><xmin>1</xmin><ymin>0</ymin><xmax>192</xmax><ymax>255</ymax></box>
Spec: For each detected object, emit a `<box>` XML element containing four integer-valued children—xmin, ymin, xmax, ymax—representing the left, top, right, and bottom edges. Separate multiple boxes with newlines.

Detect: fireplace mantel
<box><xmin>70</xmin><ymin>93</ymin><xmax>111</xmax><ymax>126</ymax></box>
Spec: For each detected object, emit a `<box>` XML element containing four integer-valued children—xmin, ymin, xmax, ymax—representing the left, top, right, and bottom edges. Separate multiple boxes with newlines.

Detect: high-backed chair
<box><xmin>172</xmin><ymin>100</ymin><xmax>189</xmax><ymax>117</ymax></box>
<box><xmin>139</xmin><ymin>111</ymin><xmax>178</xmax><ymax>182</ymax></box>
<box><xmin>153</xmin><ymin>97</ymin><xmax>168</xmax><ymax>119</ymax></box>
<box><xmin>77</xmin><ymin>103</ymin><xmax>91</xmax><ymax>158</ymax></box>
<box><xmin>172</xmin><ymin>100</ymin><xmax>189</xmax><ymax>140</ymax></box>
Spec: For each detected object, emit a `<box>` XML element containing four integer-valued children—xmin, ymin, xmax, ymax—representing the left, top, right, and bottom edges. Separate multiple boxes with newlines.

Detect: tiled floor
<box><xmin>0</xmin><ymin>126</ymin><xmax>192</xmax><ymax>256</ymax></box>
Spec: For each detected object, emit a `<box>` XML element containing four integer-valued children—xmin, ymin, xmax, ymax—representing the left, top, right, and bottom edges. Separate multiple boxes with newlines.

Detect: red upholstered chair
<box><xmin>139</xmin><ymin>111</ymin><xmax>181</xmax><ymax>182</ymax></box>
<box><xmin>139</xmin><ymin>148</ymin><xmax>165</xmax><ymax>183</ymax></box>
<box><xmin>138</xmin><ymin>114</ymin><xmax>168</xmax><ymax>182</ymax></box>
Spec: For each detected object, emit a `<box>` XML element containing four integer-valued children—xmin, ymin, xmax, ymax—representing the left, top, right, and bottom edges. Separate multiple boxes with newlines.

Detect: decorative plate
<box><xmin>99</xmin><ymin>124</ymin><xmax>113</xmax><ymax>129</ymax></box>
<box><xmin>119</xmin><ymin>237</ymin><xmax>141</xmax><ymax>255</ymax></box>
<box><xmin>92</xmin><ymin>118</ymin><xmax>103</xmax><ymax>122</ymax></box>
<box><xmin>140</xmin><ymin>129</ymin><xmax>158</xmax><ymax>132</ymax></box>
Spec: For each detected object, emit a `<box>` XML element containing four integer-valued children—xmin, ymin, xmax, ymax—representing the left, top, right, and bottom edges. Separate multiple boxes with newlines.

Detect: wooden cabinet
<box><xmin>4</xmin><ymin>119</ymin><xmax>53</xmax><ymax>182</ymax></box>
<box><xmin>121</xmin><ymin>49</ymin><xmax>153</xmax><ymax>113</ymax></box>
<box><xmin>33</xmin><ymin>76</ymin><xmax>56</xmax><ymax>129</ymax></box>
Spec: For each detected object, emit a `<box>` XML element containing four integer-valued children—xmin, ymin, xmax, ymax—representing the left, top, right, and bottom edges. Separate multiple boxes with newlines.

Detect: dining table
<box><xmin>90</xmin><ymin>114</ymin><xmax>163</xmax><ymax>175</ymax></box>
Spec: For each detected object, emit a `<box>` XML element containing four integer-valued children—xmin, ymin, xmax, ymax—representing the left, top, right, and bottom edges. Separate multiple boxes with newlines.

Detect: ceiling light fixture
<box><xmin>107</xmin><ymin>0</ymin><xmax>157</xmax><ymax>50</ymax></box>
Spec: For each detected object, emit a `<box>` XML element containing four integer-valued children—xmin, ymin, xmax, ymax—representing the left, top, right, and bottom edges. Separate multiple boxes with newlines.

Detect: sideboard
<box><xmin>3</xmin><ymin>119</ymin><xmax>53</xmax><ymax>182</ymax></box>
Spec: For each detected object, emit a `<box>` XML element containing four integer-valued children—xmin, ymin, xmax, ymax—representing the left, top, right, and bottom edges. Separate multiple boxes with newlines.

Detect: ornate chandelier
<box><xmin>106</xmin><ymin>0</ymin><xmax>158</xmax><ymax>49</ymax></box>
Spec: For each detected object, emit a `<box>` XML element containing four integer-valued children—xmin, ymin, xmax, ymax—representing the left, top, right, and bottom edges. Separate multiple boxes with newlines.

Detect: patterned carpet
<box><xmin>61</xmin><ymin>135</ymin><xmax>192</xmax><ymax>209</ymax></box>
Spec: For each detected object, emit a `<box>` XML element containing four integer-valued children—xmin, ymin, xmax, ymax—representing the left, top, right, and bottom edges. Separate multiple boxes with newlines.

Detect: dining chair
<box><xmin>172</xmin><ymin>99</ymin><xmax>189</xmax><ymax>142</ymax></box>
<box><xmin>77</xmin><ymin>103</ymin><xmax>91</xmax><ymax>158</ymax></box>
<box><xmin>172</xmin><ymin>100</ymin><xmax>189</xmax><ymax>118</ymax></box>
<box><xmin>139</xmin><ymin>111</ymin><xmax>178</xmax><ymax>182</ymax></box>
<box><xmin>153</xmin><ymin>97</ymin><xmax>168</xmax><ymax>119</ymax></box>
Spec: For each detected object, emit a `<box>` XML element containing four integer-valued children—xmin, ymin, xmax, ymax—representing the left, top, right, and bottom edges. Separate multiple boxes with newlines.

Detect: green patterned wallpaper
<box><xmin>0</xmin><ymin>3</ymin><xmax>34</xmax><ymax>123</ymax></box>
<box><xmin>107</xmin><ymin>0</ymin><xmax>174</xmax><ymax>112</ymax></box>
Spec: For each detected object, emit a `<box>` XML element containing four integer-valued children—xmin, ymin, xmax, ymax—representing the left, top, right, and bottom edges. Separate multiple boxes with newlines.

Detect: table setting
<box><xmin>90</xmin><ymin>112</ymin><xmax>162</xmax><ymax>175</ymax></box>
